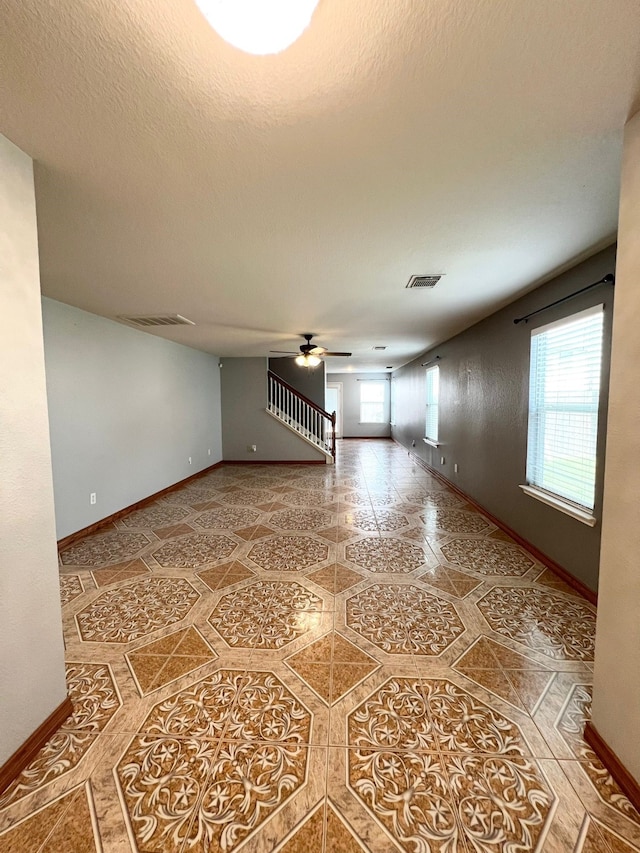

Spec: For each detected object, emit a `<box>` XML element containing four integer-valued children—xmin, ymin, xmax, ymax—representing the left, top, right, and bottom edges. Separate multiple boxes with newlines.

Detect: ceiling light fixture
<box><xmin>194</xmin><ymin>0</ymin><xmax>320</xmax><ymax>55</ymax></box>
<box><xmin>295</xmin><ymin>353</ymin><xmax>321</xmax><ymax>368</ymax></box>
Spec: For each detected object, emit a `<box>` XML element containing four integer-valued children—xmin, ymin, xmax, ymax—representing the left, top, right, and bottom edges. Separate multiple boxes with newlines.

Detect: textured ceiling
<box><xmin>1</xmin><ymin>0</ymin><xmax>639</xmax><ymax>371</ymax></box>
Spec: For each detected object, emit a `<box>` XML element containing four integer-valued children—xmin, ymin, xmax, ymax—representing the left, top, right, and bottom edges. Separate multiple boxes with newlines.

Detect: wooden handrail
<box><xmin>267</xmin><ymin>370</ymin><xmax>334</xmax><ymax>419</ymax></box>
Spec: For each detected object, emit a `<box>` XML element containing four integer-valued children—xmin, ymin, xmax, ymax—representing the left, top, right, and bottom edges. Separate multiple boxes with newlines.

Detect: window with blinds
<box><xmin>425</xmin><ymin>365</ymin><xmax>439</xmax><ymax>441</ymax></box>
<box><xmin>526</xmin><ymin>305</ymin><xmax>604</xmax><ymax>511</ymax></box>
<box><xmin>360</xmin><ymin>381</ymin><xmax>386</xmax><ymax>423</ymax></box>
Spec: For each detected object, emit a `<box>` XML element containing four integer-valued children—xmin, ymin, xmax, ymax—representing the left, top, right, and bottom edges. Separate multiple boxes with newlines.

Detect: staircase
<box><xmin>266</xmin><ymin>370</ymin><xmax>336</xmax><ymax>462</ymax></box>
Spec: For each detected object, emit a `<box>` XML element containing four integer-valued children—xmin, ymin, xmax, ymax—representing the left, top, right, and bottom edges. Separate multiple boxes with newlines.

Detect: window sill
<box><xmin>423</xmin><ymin>438</ymin><xmax>440</xmax><ymax>448</ymax></box>
<box><xmin>519</xmin><ymin>485</ymin><xmax>597</xmax><ymax>527</ymax></box>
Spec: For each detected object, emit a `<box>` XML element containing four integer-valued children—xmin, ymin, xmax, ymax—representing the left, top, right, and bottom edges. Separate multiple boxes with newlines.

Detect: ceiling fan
<box><xmin>270</xmin><ymin>334</ymin><xmax>352</xmax><ymax>367</ymax></box>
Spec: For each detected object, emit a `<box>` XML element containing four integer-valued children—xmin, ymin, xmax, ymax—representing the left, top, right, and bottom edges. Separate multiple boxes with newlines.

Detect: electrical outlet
<box><xmin>208</xmin><ymin>449</ymin><xmax>211</xmax><ymax>456</ymax></box>
<box><xmin>188</xmin><ymin>457</ymin><xmax>192</xmax><ymax>464</ymax></box>
<box><xmin>90</xmin><ymin>493</ymin><xmax>96</xmax><ymax>505</ymax></box>
<box><xmin>440</xmin><ymin>456</ymin><xmax>445</xmax><ymax>465</ymax></box>
<box><xmin>248</xmin><ymin>444</ymin><xmax>257</xmax><ymax>453</ymax></box>
<box><xmin>454</xmin><ymin>463</ymin><xmax>459</xmax><ymax>473</ymax></box>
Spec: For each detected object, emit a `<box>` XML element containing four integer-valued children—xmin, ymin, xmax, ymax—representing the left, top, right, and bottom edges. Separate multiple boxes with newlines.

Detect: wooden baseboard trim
<box><xmin>57</xmin><ymin>462</ymin><xmax>224</xmax><ymax>550</ymax></box>
<box><xmin>223</xmin><ymin>460</ymin><xmax>326</xmax><ymax>465</ymax></box>
<box><xmin>400</xmin><ymin>443</ymin><xmax>597</xmax><ymax>606</ymax></box>
<box><xmin>0</xmin><ymin>696</ymin><xmax>73</xmax><ymax>797</ymax></box>
<box><xmin>584</xmin><ymin>722</ymin><xmax>640</xmax><ymax>812</ymax></box>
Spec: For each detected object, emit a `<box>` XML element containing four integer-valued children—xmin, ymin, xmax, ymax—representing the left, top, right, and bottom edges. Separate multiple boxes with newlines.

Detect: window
<box><xmin>525</xmin><ymin>305</ymin><xmax>604</xmax><ymax>516</ymax></box>
<box><xmin>360</xmin><ymin>381</ymin><xmax>386</xmax><ymax>423</ymax></box>
<box><xmin>425</xmin><ymin>365</ymin><xmax>439</xmax><ymax>441</ymax></box>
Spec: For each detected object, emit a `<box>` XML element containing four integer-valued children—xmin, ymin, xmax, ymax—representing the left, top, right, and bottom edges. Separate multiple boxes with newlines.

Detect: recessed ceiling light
<box><xmin>194</xmin><ymin>0</ymin><xmax>320</xmax><ymax>55</ymax></box>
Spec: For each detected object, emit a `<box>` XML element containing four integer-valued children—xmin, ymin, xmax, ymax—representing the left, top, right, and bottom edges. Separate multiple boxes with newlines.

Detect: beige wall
<box><xmin>0</xmin><ymin>135</ymin><xmax>67</xmax><ymax>763</ymax></box>
<box><xmin>592</xmin><ymin>109</ymin><xmax>640</xmax><ymax>783</ymax></box>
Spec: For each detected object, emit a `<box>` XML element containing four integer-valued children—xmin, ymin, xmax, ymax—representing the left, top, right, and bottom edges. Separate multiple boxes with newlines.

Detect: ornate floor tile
<box><xmin>225</xmin><ymin>488</ymin><xmax>276</xmax><ymax>505</ymax></box>
<box><xmin>420</xmin><ymin>564</ymin><xmax>482</xmax><ymax>598</ymax></box>
<box><xmin>154</xmin><ymin>522</ymin><xmax>195</xmax><ymax>539</ymax></box>
<box><xmin>233</xmin><ymin>523</ymin><xmax>276</xmax><ymax>541</ymax></box>
<box><xmin>285</xmin><ymin>632</ymin><xmax>379</xmax><ymax>704</ymax></box>
<box><xmin>151</xmin><ymin>533</ymin><xmax>237</xmax><ymax>568</ymax></box>
<box><xmin>121</xmin><ymin>503</ymin><xmax>189</xmax><ymax>528</ymax></box>
<box><xmin>209</xmin><ymin>581</ymin><xmax>322</xmax><ymax>649</ymax></box>
<box><xmin>60</xmin><ymin>573</ymin><xmax>83</xmax><ymax>606</ymax></box>
<box><xmin>348</xmin><ymin>677</ymin><xmax>436</xmax><ymax>751</ymax></box>
<box><xmin>348</xmin><ymin>510</ymin><xmax>408</xmax><ymax>532</ymax></box>
<box><xmin>345</xmin><ymin>537</ymin><xmax>426</xmax><ymax>573</ymax></box>
<box><xmin>0</xmin><ymin>782</ymin><xmax>101</xmax><ymax>853</ymax></box>
<box><xmin>446</xmin><ymin>753</ymin><xmax>555</xmax><ymax>851</ymax></box>
<box><xmin>316</xmin><ymin>525</ymin><xmax>354</xmax><ymax>543</ymax></box>
<box><xmin>248</xmin><ymin>535</ymin><xmax>329</xmax><ymax>571</ymax></box>
<box><xmin>281</xmin><ymin>489</ymin><xmax>334</xmax><ymax>507</ymax></box>
<box><xmin>477</xmin><ymin>586</ymin><xmax>596</xmax><ymax>661</ymax></box>
<box><xmin>270</xmin><ymin>508</ymin><xmax>334</xmax><ymax>531</ymax></box>
<box><xmin>76</xmin><ymin>577</ymin><xmax>200</xmax><ymax>643</ymax></box>
<box><xmin>126</xmin><ymin>626</ymin><xmax>217</xmax><ymax>695</ymax></box>
<box><xmin>193</xmin><ymin>507</ymin><xmax>260</xmax><ymax>529</ymax></box>
<box><xmin>91</xmin><ymin>558</ymin><xmax>150</xmax><ymax>588</ymax></box>
<box><xmin>307</xmin><ymin>563</ymin><xmax>362</xmax><ymax>593</ymax></box>
<box><xmin>277</xmin><ymin>800</ymin><xmax>369</xmax><ymax>852</ymax></box>
<box><xmin>346</xmin><ymin>584</ymin><xmax>464</xmax><ymax>655</ymax></box>
<box><xmin>536</xmin><ymin>566</ymin><xmax>582</xmax><ymax>596</ymax></box>
<box><xmin>440</xmin><ymin>537</ymin><xmax>535</xmax><ymax>576</ymax></box>
<box><xmin>578</xmin><ymin>816</ymin><xmax>640</xmax><ymax>852</ymax></box>
<box><xmin>409</xmin><ymin>490</ymin><xmax>462</xmax><ymax>508</ymax></box>
<box><xmin>197</xmin><ymin>561</ymin><xmax>255</xmax><ymax>592</ymax></box>
<box><xmin>60</xmin><ymin>530</ymin><xmax>151</xmax><ymax>566</ymax></box>
<box><xmin>556</xmin><ymin>684</ymin><xmax>640</xmax><ymax>825</ymax></box>
<box><xmin>422</xmin><ymin>508</ymin><xmax>492</xmax><ymax>535</ymax></box>
<box><xmin>116</xmin><ymin>670</ymin><xmax>312</xmax><ymax>852</ymax></box>
<box><xmin>0</xmin><ymin>663</ymin><xmax>119</xmax><ymax>809</ymax></box>
<box><xmin>453</xmin><ymin>636</ymin><xmax>553</xmax><ymax>712</ymax></box>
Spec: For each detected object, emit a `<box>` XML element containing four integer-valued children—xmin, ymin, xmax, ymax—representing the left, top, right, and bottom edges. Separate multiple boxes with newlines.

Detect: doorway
<box><xmin>325</xmin><ymin>382</ymin><xmax>343</xmax><ymax>439</ymax></box>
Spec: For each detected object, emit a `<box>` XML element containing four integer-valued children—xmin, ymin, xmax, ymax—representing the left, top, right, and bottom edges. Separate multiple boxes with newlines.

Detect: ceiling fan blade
<box><xmin>322</xmin><ymin>351</ymin><xmax>352</xmax><ymax>357</ymax></box>
<box><xmin>270</xmin><ymin>350</ymin><xmax>298</xmax><ymax>354</ymax></box>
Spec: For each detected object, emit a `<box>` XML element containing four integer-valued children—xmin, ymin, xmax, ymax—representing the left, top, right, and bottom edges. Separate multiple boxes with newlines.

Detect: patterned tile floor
<box><xmin>2</xmin><ymin>439</ymin><xmax>639</xmax><ymax>852</ymax></box>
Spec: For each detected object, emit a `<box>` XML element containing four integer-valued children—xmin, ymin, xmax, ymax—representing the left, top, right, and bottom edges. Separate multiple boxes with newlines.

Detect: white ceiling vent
<box><xmin>118</xmin><ymin>314</ymin><xmax>196</xmax><ymax>328</ymax></box>
<box><xmin>373</xmin><ymin>345</ymin><xmax>387</xmax><ymax>350</ymax></box>
<box><xmin>406</xmin><ymin>275</ymin><xmax>443</xmax><ymax>289</ymax></box>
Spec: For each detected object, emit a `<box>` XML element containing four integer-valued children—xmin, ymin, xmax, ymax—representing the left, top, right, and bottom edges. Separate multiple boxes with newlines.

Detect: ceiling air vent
<box><xmin>118</xmin><ymin>314</ymin><xmax>195</xmax><ymax>328</ymax></box>
<box><xmin>373</xmin><ymin>346</ymin><xmax>387</xmax><ymax>351</ymax></box>
<box><xmin>406</xmin><ymin>274</ymin><xmax>443</xmax><ymax>289</ymax></box>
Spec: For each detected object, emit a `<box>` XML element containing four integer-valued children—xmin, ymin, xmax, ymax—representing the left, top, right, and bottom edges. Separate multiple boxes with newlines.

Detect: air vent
<box><xmin>406</xmin><ymin>274</ymin><xmax>443</xmax><ymax>289</ymax></box>
<box><xmin>118</xmin><ymin>314</ymin><xmax>196</xmax><ymax>328</ymax></box>
<box><xmin>373</xmin><ymin>346</ymin><xmax>387</xmax><ymax>351</ymax></box>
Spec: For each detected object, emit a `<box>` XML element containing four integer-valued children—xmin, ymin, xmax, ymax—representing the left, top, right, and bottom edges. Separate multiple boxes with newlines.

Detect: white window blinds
<box><xmin>526</xmin><ymin>305</ymin><xmax>604</xmax><ymax>511</ymax></box>
<box><xmin>360</xmin><ymin>381</ymin><xmax>386</xmax><ymax>423</ymax></box>
<box><xmin>425</xmin><ymin>365</ymin><xmax>439</xmax><ymax>441</ymax></box>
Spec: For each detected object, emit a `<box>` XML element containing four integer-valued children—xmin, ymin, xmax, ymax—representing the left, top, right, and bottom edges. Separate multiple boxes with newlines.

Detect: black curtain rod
<box><xmin>513</xmin><ymin>273</ymin><xmax>614</xmax><ymax>325</ymax></box>
<box><xmin>421</xmin><ymin>355</ymin><xmax>441</xmax><ymax>367</ymax></box>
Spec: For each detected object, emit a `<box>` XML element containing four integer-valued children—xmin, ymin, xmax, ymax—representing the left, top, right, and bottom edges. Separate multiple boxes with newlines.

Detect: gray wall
<box><xmin>222</xmin><ymin>358</ymin><xmax>326</xmax><ymax>462</ymax></box>
<box><xmin>43</xmin><ymin>298</ymin><xmax>223</xmax><ymax>539</ymax></box>
<box><xmin>328</xmin><ymin>373</ymin><xmax>391</xmax><ymax>438</ymax></box>
<box><xmin>269</xmin><ymin>357</ymin><xmax>326</xmax><ymax>408</ymax></box>
<box><xmin>392</xmin><ymin>244</ymin><xmax>616</xmax><ymax>591</ymax></box>
<box><xmin>0</xmin><ymin>136</ymin><xmax>66</xmax><ymax>763</ymax></box>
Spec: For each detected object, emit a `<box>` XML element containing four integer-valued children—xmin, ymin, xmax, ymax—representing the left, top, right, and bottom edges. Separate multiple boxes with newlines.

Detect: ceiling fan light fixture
<box><xmin>295</xmin><ymin>353</ymin><xmax>321</xmax><ymax>368</ymax></box>
<box><xmin>194</xmin><ymin>0</ymin><xmax>320</xmax><ymax>55</ymax></box>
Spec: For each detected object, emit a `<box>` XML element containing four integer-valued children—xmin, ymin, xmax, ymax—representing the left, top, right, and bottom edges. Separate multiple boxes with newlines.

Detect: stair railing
<box><xmin>267</xmin><ymin>370</ymin><xmax>336</xmax><ymax>459</ymax></box>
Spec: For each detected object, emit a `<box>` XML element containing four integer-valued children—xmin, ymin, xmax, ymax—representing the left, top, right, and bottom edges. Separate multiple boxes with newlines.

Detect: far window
<box><xmin>526</xmin><ymin>305</ymin><xmax>604</xmax><ymax>511</ymax></box>
<box><xmin>360</xmin><ymin>381</ymin><xmax>386</xmax><ymax>423</ymax></box>
<box><xmin>425</xmin><ymin>365</ymin><xmax>439</xmax><ymax>441</ymax></box>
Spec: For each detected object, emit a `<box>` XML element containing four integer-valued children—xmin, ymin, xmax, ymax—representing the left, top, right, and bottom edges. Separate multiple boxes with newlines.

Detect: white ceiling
<box><xmin>1</xmin><ymin>0</ymin><xmax>639</xmax><ymax>371</ymax></box>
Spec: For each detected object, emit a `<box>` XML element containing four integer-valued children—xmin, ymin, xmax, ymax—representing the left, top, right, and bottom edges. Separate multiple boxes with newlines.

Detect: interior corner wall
<box><xmin>592</xmin><ymin>109</ymin><xmax>640</xmax><ymax>783</ymax></box>
<box><xmin>221</xmin><ymin>358</ymin><xmax>326</xmax><ymax>462</ymax></box>
<box><xmin>0</xmin><ymin>135</ymin><xmax>67</xmax><ymax>764</ymax></box>
<box><xmin>391</xmin><ymin>244</ymin><xmax>616</xmax><ymax>592</ymax></box>
<box><xmin>268</xmin><ymin>357</ymin><xmax>326</xmax><ymax>409</ymax></box>
<box><xmin>327</xmin><ymin>373</ymin><xmax>391</xmax><ymax>437</ymax></box>
<box><xmin>42</xmin><ymin>299</ymin><xmax>223</xmax><ymax>539</ymax></box>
